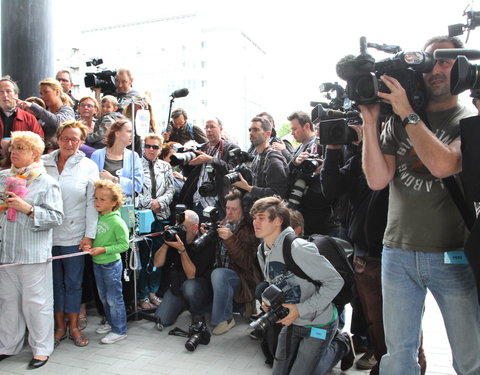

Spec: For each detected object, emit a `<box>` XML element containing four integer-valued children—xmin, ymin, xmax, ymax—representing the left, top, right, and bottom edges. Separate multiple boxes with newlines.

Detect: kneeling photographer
<box><xmin>206</xmin><ymin>189</ymin><xmax>261</xmax><ymax>335</ymax></box>
<box><xmin>153</xmin><ymin>208</ymin><xmax>215</xmax><ymax>329</ymax></box>
<box><xmin>250</xmin><ymin>197</ymin><xmax>347</xmax><ymax>375</ymax></box>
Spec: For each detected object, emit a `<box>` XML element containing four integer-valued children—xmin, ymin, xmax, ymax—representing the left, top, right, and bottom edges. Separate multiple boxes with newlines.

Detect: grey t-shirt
<box><xmin>380</xmin><ymin>104</ymin><xmax>471</xmax><ymax>252</ymax></box>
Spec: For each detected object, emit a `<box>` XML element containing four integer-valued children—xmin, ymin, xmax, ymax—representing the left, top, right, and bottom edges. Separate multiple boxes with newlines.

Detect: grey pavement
<box><xmin>0</xmin><ymin>292</ymin><xmax>455</xmax><ymax>375</ymax></box>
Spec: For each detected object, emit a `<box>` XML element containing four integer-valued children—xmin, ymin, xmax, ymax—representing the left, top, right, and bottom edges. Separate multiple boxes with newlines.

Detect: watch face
<box><xmin>408</xmin><ymin>114</ymin><xmax>420</xmax><ymax>123</ymax></box>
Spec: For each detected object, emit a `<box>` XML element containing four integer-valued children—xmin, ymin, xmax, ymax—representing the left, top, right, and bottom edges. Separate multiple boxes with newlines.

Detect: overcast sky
<box><xmin>53</xmin><ymin>0</ymin><xmax>480</xmax><ymax>121</ymax></box>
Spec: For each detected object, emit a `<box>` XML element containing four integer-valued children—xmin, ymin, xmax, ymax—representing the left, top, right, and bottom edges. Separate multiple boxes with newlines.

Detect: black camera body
<box><xmin>185</xmin><ymin>321</ymin><xmax>211</xmax><ymax>352</ymax></box>
<box><xmin>224</xmin><ymin>148</ymin><xmax>254</xmax><ymax>186</ymax></box>
<box><xmin>84</xmin><ymin>59</ymin><xmax>116</xmax><ymax>95</ymax></box>
<box><xmin>250</xmin><ymin>284</ymin><xmax>290</xmax><ymax>332</ymax></box>
<box><xmin>336</xmin><ymin>37</ymin><xmax>433</xmax><ymax>114</ymax></box>
<box><xmin>198</xmin><ymin>165</ymin><xmax>216</xmax><ymax>197</ymax></box>
<box><xmin>163</xmin><ymin>204</ymin><xmax>187</xmax><ymax>242</ymax></box>
<box><xmin>319</xmin><ymin>118</ymin><xmax>359</xmax><ymax>145</ymax></box>
<box><xmin>299</xmin><ymin>154</ymin><xmax>321</xmax><ymax>175</ymax></box>
<box><xmin>192</xmin><ymin>206</ymin><xmax>220</xmax><ymax>250</ymax></box>
<box><xmin>229</xmin><ymin>148</ymin><xmax>254</xmax><ymax>164</ymax></box>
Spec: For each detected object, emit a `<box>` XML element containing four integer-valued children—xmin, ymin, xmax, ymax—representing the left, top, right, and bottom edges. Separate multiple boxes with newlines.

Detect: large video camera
<box><xmin>224</xmin><ymin>148</ymin><xmax>254</xmax><ymax>186</ymax></box>
<box><xmin>192</xmin><ymin>206</ymin><xmax>220</xmax><ymax>249</ymax></box>
<box><xmin>163</xmin><ymin>204</ymin><xmax>187</xmax><ymax>242</ymax></box>
<box><xmin>84</xmin><ymin>58</ymin><xmax>116</xmax><ymax>95</ymax></box>
<box><xmin>250</xmin><ymin>284</ymin><xmax>289</xmax><ymax>333</ymax></box>
<box><xmin>336</xmin><ymin>37</ymin><xmax>434</xmax><ymax>113</ymax></box>
<box><xmin>169</xmin><ymin>147</ymin><xmax>198</xmax><ymax>167</ymax></box>
<box><xmin>184</xmin><ymin>321</ymin><xmax>211</xmax><ymax>352</ymax></box>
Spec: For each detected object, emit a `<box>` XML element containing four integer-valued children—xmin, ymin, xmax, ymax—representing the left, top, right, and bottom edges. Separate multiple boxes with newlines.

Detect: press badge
<box><xmin>310</xmin><ymin>327</ymin><xmax>327</xmax><ymax>340</ymax></box>
<box><xmin>444</xmin><ymin>251</ymin><xmax>468</xmax><ymax>265</ymax></box>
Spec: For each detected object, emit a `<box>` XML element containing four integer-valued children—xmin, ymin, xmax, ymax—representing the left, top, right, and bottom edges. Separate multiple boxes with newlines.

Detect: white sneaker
<box><xmin>96</xmin><ymin>323</ymin><xmax>112</xmax><ymax>334</ymax></box>
<box><xmin>100</xmin><ymin>332</ymin><xmax>127</xmax><ymax>344</ymax></box>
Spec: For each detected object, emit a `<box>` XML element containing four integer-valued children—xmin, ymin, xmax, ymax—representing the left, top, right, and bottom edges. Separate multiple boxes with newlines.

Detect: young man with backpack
<box><xmin>250</xmin><ymin>196</ymin><xmax>355</xmax><ymax>375</ymax></box>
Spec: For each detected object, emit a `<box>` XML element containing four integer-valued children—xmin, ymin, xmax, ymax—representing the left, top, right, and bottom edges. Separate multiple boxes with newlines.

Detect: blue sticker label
<box><xmin>310</xmin><ymin>327</ymin><xmax>327</xmax><ymax>340</ymax></box>
<box><xmin>444</xmin><ymin>251</ymin><xmax>468</xmax><ymax>265</ymax></box>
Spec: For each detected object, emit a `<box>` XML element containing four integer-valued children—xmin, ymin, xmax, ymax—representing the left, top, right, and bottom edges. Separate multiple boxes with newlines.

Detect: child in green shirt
<box><xmin>82</xmin><ymin>180</ymin><xmax>129</xmax><ymax>344</ymax></box>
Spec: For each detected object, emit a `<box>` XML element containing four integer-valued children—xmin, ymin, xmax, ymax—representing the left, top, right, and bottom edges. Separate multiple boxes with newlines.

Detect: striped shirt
<box><xmin>0</xmin><ymin>171</ymin><xmax>64</xmax><ymax>264</ymax></box>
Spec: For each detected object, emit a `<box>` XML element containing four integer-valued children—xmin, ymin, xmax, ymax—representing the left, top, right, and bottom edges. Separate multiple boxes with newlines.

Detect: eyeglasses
<box><xmin>59</xmin><ymin>136</ymin><xmax>81</xmax><ymax>144</ymax></box>
<box><xmin>144</xmin><ymin>144</ymin><xmax>160</xmax><ymax>150</ymax></box>
<box><xmin>79</xmin><ymin>103</ymin><xmax>94</xmax><ymax>108</ymax></box>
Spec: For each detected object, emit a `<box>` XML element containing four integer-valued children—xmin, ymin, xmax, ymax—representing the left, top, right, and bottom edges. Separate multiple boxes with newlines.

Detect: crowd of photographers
<box><xmin>2</xmin><ymin>29</ymin><xmax>480</xmax><ymax>375</ymax></box>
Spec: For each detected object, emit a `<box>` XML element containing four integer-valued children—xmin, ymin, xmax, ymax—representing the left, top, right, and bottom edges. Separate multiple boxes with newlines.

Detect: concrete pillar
<box><xmin>1</xmin><ymin>0</ymin><xmax>53</xmax><ymax>98</ymax></box>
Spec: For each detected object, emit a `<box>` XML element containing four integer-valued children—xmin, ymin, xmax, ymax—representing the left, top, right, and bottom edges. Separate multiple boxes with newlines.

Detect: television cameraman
<box><xmin>287</xmin><ymin>111</ymin><xmax>338</xmax><ymax>236</ymax></box>
<box><xmin>92</xmin><ymin>68</ymin><xmax>139</xmax><ymax>113</ymax></box>
<box><xmin>232</xmin><ymin>116</ymin><xmax>289</xmax><ymax>201</ymax></box>
<box><xmin>179</xmin><ymin>117</ymin><xmax>239</xmax><ymax>221</ymax></box>
<box><xmin>361</xmin><ymin>35</ymin><xmax>480</xmax><ymax>374</ymax></box>
<box><xmin>208</xmin><ymin>189</ymin><xmax>261</xmax><ymax>335</ymax></box>
<box><xmin>153</xmin><ymin>209</ymin><xmax>215</xmax><ymax>329</ymax></box>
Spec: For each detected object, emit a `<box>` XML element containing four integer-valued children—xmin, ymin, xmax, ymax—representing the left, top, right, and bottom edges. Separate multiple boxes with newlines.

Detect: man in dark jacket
<box><xmin>164</xmin><ymin>108</ymin><xmax>208</xmax><ymax>145</ymax></box>
<box><xmin>209</xmin><ymin>189</ymin><xmax>260</xmax><ymax>335</ymax></box>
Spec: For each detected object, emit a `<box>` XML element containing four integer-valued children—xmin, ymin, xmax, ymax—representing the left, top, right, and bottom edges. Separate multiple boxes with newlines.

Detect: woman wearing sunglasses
<box><xmin>136</xmin><ymin>134</ymin><xmax>174</xmax><ymax>309</ymax></box>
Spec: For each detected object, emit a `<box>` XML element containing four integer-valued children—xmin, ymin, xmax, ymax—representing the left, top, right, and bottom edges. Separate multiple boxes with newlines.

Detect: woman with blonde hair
<box><xmin>0</xmin><ymin>131</ymin><xmax>63</xmax><ymax>369</ymax></box>
<box><xmin>17</xmin><ymin>78</ymin><xmax>75</xmax><ymax>141</ymax></box>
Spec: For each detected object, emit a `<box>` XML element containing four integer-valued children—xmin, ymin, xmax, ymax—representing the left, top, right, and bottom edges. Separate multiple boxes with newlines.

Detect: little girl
<box><xmin>83</xmin><ymin>180</ymin><xmax>129</xmax><ymax>344</ymax></box>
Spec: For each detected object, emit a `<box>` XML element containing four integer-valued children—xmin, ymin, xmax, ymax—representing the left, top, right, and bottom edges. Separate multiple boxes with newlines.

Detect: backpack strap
<box><xmin>282</xmin><ymin>232</ymin><xmax>321</xmax><ymax>288</ymax></box>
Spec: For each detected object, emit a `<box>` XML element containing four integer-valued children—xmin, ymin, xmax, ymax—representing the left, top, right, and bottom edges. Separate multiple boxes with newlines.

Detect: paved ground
<box><xmin>0</xmin><ymin>291</ymin><xmax>455</xmax><ymax>375</ymax></box>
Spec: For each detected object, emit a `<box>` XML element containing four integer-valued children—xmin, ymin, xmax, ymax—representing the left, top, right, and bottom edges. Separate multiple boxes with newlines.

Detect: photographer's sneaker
<box><xmin>95</xmin><ymin>323</ymin><xmax>112</xmax><ymax>334</ymax></box>
<box><xmin>100</xmin><ymin>332</ymin><xmax>127</xmax><ymax>344</ymax></box>
<box><xmin>340</xmin><ymin>332</ymin><xmax>356</xmax><ymax>371</ymax></box>
<box><xmin>212</xmin><ymin>318</ymin><xmax>236</xmax><ymax>335</ymax></box>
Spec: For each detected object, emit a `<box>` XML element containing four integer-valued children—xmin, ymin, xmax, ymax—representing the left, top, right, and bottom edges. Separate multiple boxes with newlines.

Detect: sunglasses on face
<box><xmin>144</xmin><ymin>144</ymin><xmax>160</xmax><ymax>150</ymax></box>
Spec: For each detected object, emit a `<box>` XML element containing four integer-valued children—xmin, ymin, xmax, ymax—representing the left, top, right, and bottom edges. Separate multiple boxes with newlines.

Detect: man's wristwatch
<box><xmin>401</xmin><ymin>113</ymin><xmax>421</xmax><ymax>127</ymax></box>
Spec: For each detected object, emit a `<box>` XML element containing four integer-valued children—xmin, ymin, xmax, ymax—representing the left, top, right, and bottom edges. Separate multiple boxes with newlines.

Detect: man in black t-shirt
<box><xmin>153</xmin><ymin>210</ymin><xmax>215</xmax><ymax>329</ymax></box>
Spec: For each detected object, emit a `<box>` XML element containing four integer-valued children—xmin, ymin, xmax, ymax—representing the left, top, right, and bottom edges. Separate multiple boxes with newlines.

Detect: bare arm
<box><xmin>153</xmin><ymin>243</ymin><xmax>169</xmax><ymax>267</ymax></box>
<box><xmin>378</xmin><ymin>74</ymin><xmax>461</xmax><ymax>178</ymax></box>
<box><xmin>360</xmin><ymin>103</ymin><xmax>396</xmax><ymax>190</ymax></box>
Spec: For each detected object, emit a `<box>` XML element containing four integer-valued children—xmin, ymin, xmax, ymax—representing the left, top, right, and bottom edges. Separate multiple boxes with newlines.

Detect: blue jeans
<box><xmin>52</xmin><ymin>245</ymin><xmax>85</xmax><ymax>313</ymax></box>
<box><xmin>155</xmin><ymin>277</ymin><xmax>212</xmax><ymax>327</ymax></box>
<box><xmin>137</xmin><ymin>236</ymin><xmax>163</xmax><ymax>299</ymax></box>
<box><xmin>211</xmin><ymin>268</ymin><xmax>240</xmax><ymax>325</ymax></box>
<box><xmin>273</xmin><ymin>319</ymin><xmax>340</xmax><ymax>375</ymax></box>
<box><xmin>93</xmin><ymin>260</ymin><xmax>127</xmax><ymax>335</ymax></box>
<box><xmin>381</xmin><ymin>246</ymin><xmax>480</xmax><ymax>375</ymax></box>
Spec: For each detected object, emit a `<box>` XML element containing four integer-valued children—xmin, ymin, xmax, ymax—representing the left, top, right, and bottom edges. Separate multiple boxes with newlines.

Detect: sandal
<box><xmin>139</xmin><ymin>297</ymin><xmax>154</xmax><ymax>310</ymax></box>
<box><xmin>149</xmin><ymin>295</ymin><xmax>162</xmax><ymax>306</ymax></box>
<box><xmin>54</xmin><ymin>328</ymin><xmax>67</xmax><ymax>348</ymax></box>
<box><xmin>69</xmin><ymin>327</ymin><xmax>89</xmax><ymax>347</ymax></box>
<box><xmin>78</xmin><ymin>315</ymin><xmax>87</xmax><ymax>331</ymax></box>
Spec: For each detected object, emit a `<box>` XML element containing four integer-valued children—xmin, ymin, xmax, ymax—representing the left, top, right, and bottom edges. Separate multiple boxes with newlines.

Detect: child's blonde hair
<box><xmin>101</xmin><ymin>95</ymin><xmax>118</xmax><ymax>107</ymax></box>
<box><xmin>95</xmin><ymin>180</ymin><xmax>125</xmax><ymax>211</ymax></box>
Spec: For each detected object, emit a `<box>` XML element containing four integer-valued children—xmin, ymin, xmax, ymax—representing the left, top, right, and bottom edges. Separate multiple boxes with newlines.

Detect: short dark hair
<box><xmin>250</xmin><ymin>196</ymin><xmax>290</xmax><ymax>230</ymax></box>
<box><xmin>106</xmin><ymin>118</ymin><xmax>131</xmax><ymax>148</ymax></box>
<box><xmin>287</xmin><ymin>111</ymin><xmax>313</xmax><ymax>131</ymax></box>
<box><xmin>257</xmin><ymin>112</ymin><xmax>275</xmax><ymax>127</ymax></box>
<box><xmin>172</xmin><ymin>108</ymin><xmax>188</xmax><ymax>121</ymax></box>
<box><xmin>423</xmin><ymin>35</ymin><xmax>464</xmax><ymax>51</ymax></box>
<box><xmin>225</xmin><ymin>188</ymin><xmax>243</xmax><ymax>202</ymax></box>
<box><xmin>251</xmin><ymin>116</ymin><xmax>272</xmax><ymax>132</ymax></box>
<box><xmin>289</xmin><ymin>209</ymin><xmax>304</xmax><ymax>235</ymax></box>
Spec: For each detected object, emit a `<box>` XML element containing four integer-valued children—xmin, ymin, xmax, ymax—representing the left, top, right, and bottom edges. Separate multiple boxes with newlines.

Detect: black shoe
<box><xmin>0</xmin><ymin>354</ymin><xmax>12</xmax><ymax>361</ymax></box>
<box><xmin>28</xmin><ymin>357</ymin><xmax>49</xmax><ymax>369</ymax></box>
<box><xmin>340</xmin><ymin>332</ymin><xmax>356</xmax><ymax>371</ymax></box>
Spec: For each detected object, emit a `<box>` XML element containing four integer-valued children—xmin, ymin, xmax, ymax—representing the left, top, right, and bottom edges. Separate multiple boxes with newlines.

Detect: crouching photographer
<box><xmin>153</xmin><ymin>208</ymin><xmax>215</xmax><ymax>329</ymax></box>
<box><xmin>206</xmin><ymin>189</ymin><xmax>261</xmax><ymax>335</ymax></box>
<box><xmin>250</xmin><ymin>197</ymin><xmax>350</xmax><ymax>375</ymax></box>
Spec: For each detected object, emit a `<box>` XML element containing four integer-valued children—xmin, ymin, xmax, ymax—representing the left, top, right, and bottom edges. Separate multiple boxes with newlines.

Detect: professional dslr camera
<box><xmin>185</xmin><ymin>321</ymin><xmax>211</xmax><ymax>352</ymax></box>
<box><xmin>299</xmin><ymin>154</ymin><xmax>321</xmax><ymax>175</ymax></box>
<box><xmin>224</xmin><ymin>148</ymin><xmax>254</xmax><ymax>186</ymax></box>
<box><xmin>84</xmin><ymin>58</ymin><xmax>116</xmax><ymax>95</ymax></box>
<box><xmin>336</xmin><ymin>37</ymin><xmax>434</xmax><ymax>114</ymax></box>
<box><xmin>193</xmin><ymin>206</ymin><xmax>220</xmax><ymax>249</ymax></box>
<box><xmin>163</xmin><ymin>204</ymin><xmax>187</xmax><ymax>242</ymax></box>
<box><xmin>250</xmin><ymin>284</ymin><xmax>289</xmax><ymax>333</ymax></box>
<box><xmin>169</xmin><ymin>147</ymin><xmax>198</xmax><ymax>167</ymax></box>
<box><xmin>198</xmin><ymin>165</ymin><xmax>216</xmax><ymax>197</ymax></box>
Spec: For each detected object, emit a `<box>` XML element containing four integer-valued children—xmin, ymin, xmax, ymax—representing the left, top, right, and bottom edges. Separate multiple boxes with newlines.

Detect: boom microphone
<box><xmin>171</xmin><ymin>88</ymin><xmax>189</xmax><ymax>98</ymax></box>
<box><xmin>433</xmin><ymin>49</ymin><xmax>480</xmax><ymax>60</ymax></box>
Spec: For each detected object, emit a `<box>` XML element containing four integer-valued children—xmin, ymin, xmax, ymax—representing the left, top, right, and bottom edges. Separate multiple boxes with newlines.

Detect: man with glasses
<box><xmin>164</xmin><ymin>108</ymin><xmax>207</xmax><ymax>145</ymax></box>
<box><xmin>179</xmin><ymin>117</ymin><xmax>238</xmax><ymax>221</ymax></box>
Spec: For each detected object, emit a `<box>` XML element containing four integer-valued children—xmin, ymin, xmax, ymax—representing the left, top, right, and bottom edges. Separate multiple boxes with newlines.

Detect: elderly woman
<box><xmin>42</xmin><ymin>121</ymin><xmax>99</xmax><ymax>348</ymax></box>
<box><xmin>137</xmin><ymin>134</ymin><xmax>174</xmax><ymax>309</ymax></box>
<box><xmin>17</xmin><ymin>78</ymin><xmax>75</xmax><ymax>141</ymax></box>
<box><xmin>91</xmin><ymin>118</ymin><xmax>143</xmax><ymax>200</ymax></box>
<box><xmin>0</xmin><ymin>131</ymin><xmax>63</xmax><ymax>369</ymax></box>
